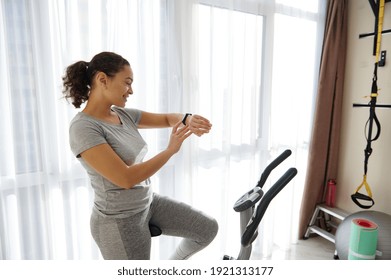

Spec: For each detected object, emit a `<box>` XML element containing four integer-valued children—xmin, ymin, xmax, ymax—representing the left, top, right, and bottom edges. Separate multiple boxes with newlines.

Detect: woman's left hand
<box><xmin>187</xmin><ymin>115</ymin><xmax>212</xmax><ymax>137</ymax></box>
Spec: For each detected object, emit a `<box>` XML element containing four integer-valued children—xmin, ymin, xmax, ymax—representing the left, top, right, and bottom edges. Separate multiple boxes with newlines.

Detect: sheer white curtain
<box><xmin>0</xmin><ymin>0</ymin><xmax>162</xmax><ymax>260</ymax></box>
<box><xmin>0</xmin><ymin>0</ymin><xmax>325</xmax><ymax>260</ymax></box>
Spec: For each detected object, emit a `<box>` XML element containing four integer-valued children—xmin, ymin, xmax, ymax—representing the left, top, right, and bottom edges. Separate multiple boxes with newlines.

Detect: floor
<box><xmin>252</xmin><ymin>236</ymin><xmax>336</xmax><ymax>260</ymax></box>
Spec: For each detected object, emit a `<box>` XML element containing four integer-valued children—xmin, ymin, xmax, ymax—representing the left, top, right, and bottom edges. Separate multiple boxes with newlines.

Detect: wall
<box><xmin>337</xmin><ymin>0</ymin><xmax>391</xmax><ymax>214</ymax></box>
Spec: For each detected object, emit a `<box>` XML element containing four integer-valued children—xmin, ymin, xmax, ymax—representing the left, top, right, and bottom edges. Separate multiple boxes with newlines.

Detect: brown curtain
<box><xmin>298</xmin><ymin>0</ymin><xmax>348</xmax><ymax>238</ymax></box>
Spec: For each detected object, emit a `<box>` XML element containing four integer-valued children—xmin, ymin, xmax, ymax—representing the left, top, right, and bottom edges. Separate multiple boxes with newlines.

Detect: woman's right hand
<box><xmin>167</xmin><ymin>121</ymin><xmax>193</xmax><ymax>154</ymax></box>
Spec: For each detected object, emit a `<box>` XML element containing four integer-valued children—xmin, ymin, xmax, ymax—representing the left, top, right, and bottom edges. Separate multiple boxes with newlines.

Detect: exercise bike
<box><xmin>223</xmin><ymin>149</ymin><xmax>297</xmax><ymax>260</ymax></box>
<box><xmin>149</xmin><ymin>149</ymin><xmax>297</xmax><ymax>260</ymax></box>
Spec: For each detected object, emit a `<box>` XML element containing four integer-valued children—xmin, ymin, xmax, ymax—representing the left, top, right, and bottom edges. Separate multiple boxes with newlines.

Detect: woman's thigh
<box><xmin>149</xmin><ymin>194</ymin><xmax>218</xmax><ymax>242</ymax></box>
<box><xmin>90</xmin><ymin>209</ymin><xmax>152</xmax><ymax>260</ymax></box>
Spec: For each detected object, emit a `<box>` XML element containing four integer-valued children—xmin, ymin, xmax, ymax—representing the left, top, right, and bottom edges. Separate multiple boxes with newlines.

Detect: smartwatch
<box><xmin>182</xmin><ymin>113</ymin><xmax>192</xmax><ymax>125</ymax></box>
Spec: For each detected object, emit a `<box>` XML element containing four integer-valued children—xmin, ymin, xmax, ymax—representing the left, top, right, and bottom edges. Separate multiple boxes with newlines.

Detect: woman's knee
<box><xmin>201</xmin><ymin>216</ymin><xmax>219</xmax><ymax>245</ymax></box>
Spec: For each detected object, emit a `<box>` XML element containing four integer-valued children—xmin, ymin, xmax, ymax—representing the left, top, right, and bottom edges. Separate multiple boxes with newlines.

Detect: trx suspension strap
<box><xmin>352</xmin><ymin>0</ymin><xmax>385</xmax><ymax>209</ymax></box>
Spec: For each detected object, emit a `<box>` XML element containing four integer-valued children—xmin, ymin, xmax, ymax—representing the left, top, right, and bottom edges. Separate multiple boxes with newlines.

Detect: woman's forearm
<box><xmin>123</xmin><ymin>149</ymin><xmax>175</xmax><ymax>189</ymax></box>
<box><xmin>166</xmin><ymin>113</ymin><xmax>185</xmax><ymax>127</ymax></box>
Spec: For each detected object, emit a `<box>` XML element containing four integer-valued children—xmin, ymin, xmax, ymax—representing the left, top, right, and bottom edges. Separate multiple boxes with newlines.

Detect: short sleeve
<box><xmin>69</xmin><ymin>118</ymin><xmax>107</xmax><ymax>158</ymax></box>
<box><xmin>121</xmin><ymin>108</ymin><xmax>142</xmax><ymax>125</ymax></box>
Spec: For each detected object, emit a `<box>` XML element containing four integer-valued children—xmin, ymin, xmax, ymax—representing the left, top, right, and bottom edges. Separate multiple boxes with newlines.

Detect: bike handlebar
<box><xmin>241</xmin><ymin>167</ymin><xmax>298</xmax><ymax>247</ymax></box>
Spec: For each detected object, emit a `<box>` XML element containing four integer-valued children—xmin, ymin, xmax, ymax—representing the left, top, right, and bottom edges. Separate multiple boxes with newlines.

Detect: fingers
<box><xmin>191</xmin><ymin>115</ymin><xmax>211</xmax><ymax>126</ymax></box>
<box><xmin>172</xmin><ymin>120</ymin><xmax>182</xmax><ymax>133</ymax></box>
<box><xmin>188</xmin><ymin>115</ymin><xmax>212</xmax><ymax>136</ymax></box>
<box><xmin>172</xmin><ymin>121</ymin><xmax>193</xmax><ymax>139</ymax></box>
<box><xmin>181</xmin><ymin>128</ymin><xmax>193</xmax><ymax>141</ymax></box>
<box><xmin>174</xmin><ymin>114</ymin><xmax>213</xmax><ymax>138</ymax></box>
<box><xmin>177</xmin><ymin>125</ymin><xmax>193</xmax><ymax>139</ymax></box>
<box><xmin>167</xmin><ymin>122</ymin><xmax>193</xmax><ymax>154</ymax></box>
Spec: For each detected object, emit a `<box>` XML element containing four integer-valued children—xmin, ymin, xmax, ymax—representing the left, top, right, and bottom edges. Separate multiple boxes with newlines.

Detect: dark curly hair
<box><xmin>62</xmin><ymin>52</ymin><xmax>130</xmax><ymax>108</ymax></box>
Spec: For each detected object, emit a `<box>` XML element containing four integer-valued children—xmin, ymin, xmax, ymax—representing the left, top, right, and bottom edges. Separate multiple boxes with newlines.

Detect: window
<box><xmin>192</xmin><ymin>0</ymin><xmax>325</xmax><ymax>258</ymax></box>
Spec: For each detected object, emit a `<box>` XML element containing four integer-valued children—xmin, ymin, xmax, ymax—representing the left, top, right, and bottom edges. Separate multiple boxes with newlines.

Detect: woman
<box><xmin>63</xmin><ymin>51</ymin><xmax>218</xmax><ymax>260</ymax></box>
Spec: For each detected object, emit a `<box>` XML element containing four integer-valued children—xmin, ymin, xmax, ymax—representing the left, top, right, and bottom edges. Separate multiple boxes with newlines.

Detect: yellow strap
<box><xmin>375</xmin><ymin>0</ymin><xmax>385</xmax><ymax>62</ymax></box>
<box><xmin>354</xmin><ymin>175</ymin><xmax>373</xmax><ymax>198</ymax></box>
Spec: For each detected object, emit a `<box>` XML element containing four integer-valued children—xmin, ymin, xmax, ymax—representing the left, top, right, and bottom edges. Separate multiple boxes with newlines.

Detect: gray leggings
<box><xmin>90</xmin><ymin>193</ymin><xmax>218</xmax><ymax>260</ymax></box>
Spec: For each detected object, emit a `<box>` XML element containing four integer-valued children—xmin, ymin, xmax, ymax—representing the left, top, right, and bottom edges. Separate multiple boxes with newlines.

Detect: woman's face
<box><xmin>106</xmin><ymin>65</ymin><xmax>133</xmax><ymax>107</ymax></box>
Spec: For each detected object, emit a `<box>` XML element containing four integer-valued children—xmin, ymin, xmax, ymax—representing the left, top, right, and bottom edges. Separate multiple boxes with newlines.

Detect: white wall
<box><xmin>337</xmin><ymin>0</ymin><xmax>391</xmax><ymax>214</ymax></box>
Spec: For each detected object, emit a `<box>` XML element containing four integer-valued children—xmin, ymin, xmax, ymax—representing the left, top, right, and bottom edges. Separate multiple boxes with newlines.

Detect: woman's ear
<box><xmin>95</xmin><ymin>71</ymin><xmax>108</xmax><ymax>89</ymax></box>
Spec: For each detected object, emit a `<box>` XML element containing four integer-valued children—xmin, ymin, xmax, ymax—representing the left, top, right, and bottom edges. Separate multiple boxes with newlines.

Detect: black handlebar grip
<box><xmin>256</xmin><ymin>149</ymin><xmax>292</xmax><ymax>189</ymax></box>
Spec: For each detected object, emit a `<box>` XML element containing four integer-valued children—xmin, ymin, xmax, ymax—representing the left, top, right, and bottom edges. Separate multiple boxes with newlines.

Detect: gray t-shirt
<box><xmin>69</xmin><ymin>106</ymin><xmax>152</xmax><ymax>217</ymax></box>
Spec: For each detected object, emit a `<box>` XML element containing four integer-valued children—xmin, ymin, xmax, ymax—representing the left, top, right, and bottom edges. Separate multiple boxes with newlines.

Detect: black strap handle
<box><xmin>351</xmin><ymin>192</ymin><xmax>375</xmax><ymax>209</ymax></box>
